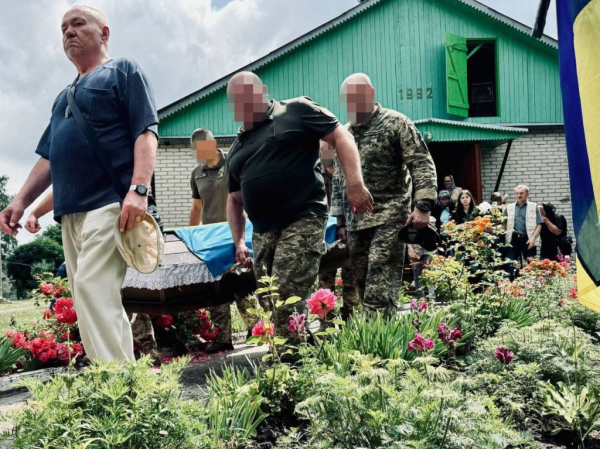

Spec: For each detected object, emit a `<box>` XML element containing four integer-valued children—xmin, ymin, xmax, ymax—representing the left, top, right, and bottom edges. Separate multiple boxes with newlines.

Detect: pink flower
<box><xmin>410</xmin><ymin>298</ymin><xmax>418</xmax><ymax>310</ymax></box>
<box><xmin>408</xmin><ymin>333</ymin><xmax>435</xmax><ymax>353</ymax></box>
<box><xmin>569</xmin><ymin>288</ymin><xmax>578</xmax><ymax>299</ymax></box>
<box><xmin>57</xmin><ymin>342</ymin><xmax>84</xmax><ymax>364</ymax></box>
<box><xmin>252</xmin><ymin>320</ymin><xmax>274</xmax><ymax>338</ymax></box>
<box><xmin>418</xmin><ymin>301</ymin><xmax>428</xmax><ymax>312</ymax></box>
<box><xmin>288</xmin><ymin>313</ymin><xmax>306</xmax><ymax>333</ymax></box>
<box><xmin>495</xmin><ymin>346</ymin><xmax>514</xmax><ymax>365</ymax></box>
<box><xmin>43</xmin><ymin>309</ymin><xmax>54</xmax><ymax>320</ymax></box>
<box><xmin>307</xmin><ymin>289</ymin><xmax>337</xmax><ymax>319</ymax></box>
<box><xmin>437</xmin><ymin>323</ymin><xmax>462</xmax><ymax>345</ymax></box>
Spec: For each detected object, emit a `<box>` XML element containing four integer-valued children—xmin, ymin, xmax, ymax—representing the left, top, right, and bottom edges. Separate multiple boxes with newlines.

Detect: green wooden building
<box><xmin>155</xmin><ymin>0</ymin><xmax>569</xmax><ymax>230</ymax></box>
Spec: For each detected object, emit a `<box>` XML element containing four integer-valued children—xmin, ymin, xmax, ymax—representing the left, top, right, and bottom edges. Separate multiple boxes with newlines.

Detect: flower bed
<box><xmin>5</xmin><ymin>209</ymin><xmax>600</xmax><ymax>448</ymax></box>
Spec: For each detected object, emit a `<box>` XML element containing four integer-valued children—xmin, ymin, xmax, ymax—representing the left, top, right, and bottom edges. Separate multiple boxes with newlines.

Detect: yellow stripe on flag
<box><xmin>577</xmin><ymin>259</ymin><xmax>600</xmax><ymax>313</ymax></box>
<box><xmin>574</xmin><ymin>0</ymin><xmax>600</xmax><ymax>218</ymax></box>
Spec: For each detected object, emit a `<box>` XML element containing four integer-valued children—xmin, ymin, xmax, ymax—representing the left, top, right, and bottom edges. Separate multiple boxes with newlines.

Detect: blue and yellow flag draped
<box><xmin>557</xmin><ymin>0</ymin><xmax>600</xmax><ymax>311</ymax></box>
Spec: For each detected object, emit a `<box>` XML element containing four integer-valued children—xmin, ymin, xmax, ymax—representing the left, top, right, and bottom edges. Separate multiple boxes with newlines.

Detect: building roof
<box><xmin>414</xmin><ymin>118</ymin><xmax>528</xmax><ymax>146</ymax></box>
<box><xmin>158</xmin><ymin>0</ymin><xmax>558</xmax><ymax>120</ymax></box>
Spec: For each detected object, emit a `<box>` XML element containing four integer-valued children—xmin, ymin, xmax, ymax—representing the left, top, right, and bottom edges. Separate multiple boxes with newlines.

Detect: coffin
<box><xmin>121</xmin><ymin>230</ymin><xmax>349</xmax><ymax>315</ymax></box>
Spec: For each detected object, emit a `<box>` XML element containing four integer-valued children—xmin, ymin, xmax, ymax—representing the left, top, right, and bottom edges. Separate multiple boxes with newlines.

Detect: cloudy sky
<box><xmin>0</xmin><ymin>0</ymin><xmax>557</xmax><ymax>244</ymax></box>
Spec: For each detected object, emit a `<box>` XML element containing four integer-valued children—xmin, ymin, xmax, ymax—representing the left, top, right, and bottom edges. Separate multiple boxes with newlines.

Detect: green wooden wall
<box><xmin>159</xmin><ymin>0</ymin><xmax>562</xmax><ymax>137</ymax></box>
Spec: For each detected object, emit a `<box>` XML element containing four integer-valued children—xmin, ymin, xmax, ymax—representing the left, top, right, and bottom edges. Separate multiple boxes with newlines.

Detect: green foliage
<box><xmin>536</xmin><ymin>381</ymin><xmax>600</xmax><ymax>443</ymax></box>
<box><xmin>0</xmin><ymin>336</ymin><xmax>24</xmax><ymax>373</ymax></box>
<box><xmin>296</xmin><ymin>366</ymin><xmax>534</xmax><ymax>449</ymax></box>
<box><xmin>40</xmin><ymin>224</ymin><xmax>62</xmax><ymax>247</ymax></box>
<box><xmin>30</xmin><ymin>261</ymin><xmax>56</xmax><ymax>280</ymax></box>
<box><xmin>6</xmin><ymin>237</ymin><xmax>63</xmax><ymax>297</ymax></box>
<box><xmin>324</xmin><ymin>310</ymin><xmax>460</xmax><ymax>361</ymax></box>
<box><xmin>464</xmin><ymin>320</ymin><xmax>600</xmax><ymax>388</ymax></box>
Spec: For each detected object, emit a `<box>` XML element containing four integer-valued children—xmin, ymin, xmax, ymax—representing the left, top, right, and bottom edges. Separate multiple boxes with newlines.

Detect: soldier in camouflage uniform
<box><xmin>332</xmin><ymin>73</ymin><xmax>437</xmax><ymax>317</ymax></box>
<box><xmin>225</xmin><ymin>72</ymin><xmax>373</xmax><ymax>339</ymax></box>
<box><xmin>188</xmin><ymin>128</ymin><xmax>254</xmax><ymax>353</ymax></box>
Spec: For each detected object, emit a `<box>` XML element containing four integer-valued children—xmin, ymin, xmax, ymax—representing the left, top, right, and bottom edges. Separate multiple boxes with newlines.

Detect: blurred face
<box><xmin>227</xmin><ymin>75</ymin><xmax>268</xmax><ymax>127</ymax></box>
<box><xmin>443</xmin><ymin>177</ymin><xmax>452</xmax><ymax>187</ymax></box>
<box><xmin>192</xmin><ymin>139</ymin><xmax>218</xmax><ymax>164</ymax></box>
<box><xmin>440</xmin><ymin>197</ymin><xmax>450</xmax><ymax>207</ymax></box>
<box><xmin>61</xmin><ymin>9</ymin><xmax>107</xmax><ymax>61</ymax></box>
<box><xmin>515</xmin><ymin>188</ymin><xmax>529</xmax><ymax>203</ymax></box>
<box><xmin>460</xmin><ymin>193</ymin><xmax>471</xmax><ymax>207</ymax></box>
<box><xmin>341</xmin><ymin>81</ymin><xmax>375</xmax><ymax>123</ymax></box>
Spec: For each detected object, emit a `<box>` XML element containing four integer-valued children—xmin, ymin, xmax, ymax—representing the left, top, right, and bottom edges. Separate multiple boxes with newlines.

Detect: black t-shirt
<box><xmin>227</xmin><ymin>97</ymin><xmax>339</xmax><ymax>233</ymax></box>
<box><xmin>541</xmin><ymin>214</ymin><xmax>567</xmax><ymax>243</ymax></box>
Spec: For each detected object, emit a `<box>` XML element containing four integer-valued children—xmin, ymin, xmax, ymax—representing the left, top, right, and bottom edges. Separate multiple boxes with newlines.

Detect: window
<box><xmin>445</xmin><ymin>33</ymin><xmax>498</xmax><ymax>118</ymax></box>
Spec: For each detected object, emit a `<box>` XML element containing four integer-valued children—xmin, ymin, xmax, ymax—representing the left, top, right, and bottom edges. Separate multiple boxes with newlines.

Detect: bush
<box><xmin>296</xmin><ymin>366</ymin><xmax>534</xmax><ymax>449</ymax></box>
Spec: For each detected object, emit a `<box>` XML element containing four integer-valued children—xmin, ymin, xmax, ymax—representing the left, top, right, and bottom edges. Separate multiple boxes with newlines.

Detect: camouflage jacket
<box><xmin>331</xmin><ymin>103</ymin><xmax>437</xmax><ymax>232</ymax></box>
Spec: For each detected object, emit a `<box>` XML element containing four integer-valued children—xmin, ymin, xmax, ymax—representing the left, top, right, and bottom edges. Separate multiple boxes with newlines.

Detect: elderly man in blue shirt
<box><xmin>0</xmin><ymin>5</ymin><xmax>158</xmax><ymax>361</ymax></box>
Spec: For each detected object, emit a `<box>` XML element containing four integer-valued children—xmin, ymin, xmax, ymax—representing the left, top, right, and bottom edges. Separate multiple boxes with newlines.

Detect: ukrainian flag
<box><xmin>557</xmin><ymin>0</ymin><xmax>600</xmax><ymax>310</ymax></box>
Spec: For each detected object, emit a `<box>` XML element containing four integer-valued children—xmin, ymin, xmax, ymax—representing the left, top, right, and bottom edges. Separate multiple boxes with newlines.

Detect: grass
<box><xmin>0</xmin><ymin>298</ymin><xmax>45</xmax><ymax>336</ymax></box>
<box><xmin>230</xmin><ymin>304</ymin><xmax>248</xmax><ymax>334</ymax></box>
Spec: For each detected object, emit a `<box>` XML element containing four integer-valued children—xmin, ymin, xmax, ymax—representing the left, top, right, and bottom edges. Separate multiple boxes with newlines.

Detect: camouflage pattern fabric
<box><xmin>340</xmin><ymin>264</ymin><xmax>360</xmax><ymax>319</ymax></box>
<box><xmin>330</xmin><ymin>103</ymin><xmax>437</xmax><ymax>232</ymax></box>
<box><xmin>318</xmin><ymin>269</ymin><xmax>336</xmax><ymax>291</ymax></box>
<box><xmin>129</xmin><ymin>313</ymin><xmax>158</xmax><ymax>359</ymax></box>
<box><xmin>252</xmin><ymin>214</ymin><xmax>327</xmax><ymax>336</ymax></box>
<box><xmin>347</xmin><ymin>222</ymin><xmax>406</xmax><ymax>317</ymax></box>
<box><xmin>208</xmin><ymin>294</ymin><xmax>255</xmax><ymax>344</ymax></box>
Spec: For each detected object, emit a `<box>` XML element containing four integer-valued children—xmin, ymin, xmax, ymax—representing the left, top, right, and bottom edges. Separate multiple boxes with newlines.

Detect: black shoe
<box><xmin>204</xmin><ymin>342</ymin><xmax>234</xmax><ymax>354</ymax></box>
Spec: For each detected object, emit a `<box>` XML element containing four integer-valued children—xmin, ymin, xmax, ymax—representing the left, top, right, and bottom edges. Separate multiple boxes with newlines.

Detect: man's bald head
<box><xmin>62</xmin><ymin>5</ymin><xmax>110</xmax><ymax>64</ymax></box>
<box><xmin>227</xmin><ymin>71</ymin><xmax>269</xmax><ymax>129</ymax></box>
<box><xmin>340</xmin><ymin>73</ymin><xmax>375</xmax><ymax>124</ymax></box>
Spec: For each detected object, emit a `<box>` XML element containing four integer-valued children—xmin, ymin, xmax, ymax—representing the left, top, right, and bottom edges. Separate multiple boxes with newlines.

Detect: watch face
<box><xmin>136</xmin><ymin>185</ymin><xmax>148</xmax><ymax>195</ymax></box>
<box><xmin>418</xmin><ymin>202</ymin><xmax>431</xmax><ymax>212</ymax></box>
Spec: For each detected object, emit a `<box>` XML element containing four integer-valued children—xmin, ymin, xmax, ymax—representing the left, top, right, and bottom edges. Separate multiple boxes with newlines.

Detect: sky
<box><xmin>0</xmin><ymin>0</ymin><xmax>557</xmax><ymax>244</ymax></box>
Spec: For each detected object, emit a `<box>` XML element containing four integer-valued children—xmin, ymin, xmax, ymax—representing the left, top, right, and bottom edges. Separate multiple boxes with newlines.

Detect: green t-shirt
<box><xmin>227</xmin><ymin>97</ymin><xmax>339</xmax><ymax>233</ymax></box>
<box><xmin>190</xmin><ymin>150</ymin><xmax>228</xmax><ymax>224</ymax></box>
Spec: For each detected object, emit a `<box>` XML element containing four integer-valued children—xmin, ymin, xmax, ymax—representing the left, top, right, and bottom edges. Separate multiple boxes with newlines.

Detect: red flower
<box><xmin>43</xmin><ymin>309</ymin><xmax>54</xmax><ymax>320</ymax></box>
<box><xmin>307</xmin><ymin>289</ymin><xmax>337</xmax><ymax>319</ymax></box>
<box><xmin>335</xmin><ymin>278</ymin><xmax>343</xmax><ymax>286</ymax></box>
<box><xmin>59</xmin><ymin>331</ymin><xmax>74</xmax><ymax>341</ymax></box>
<box><xmin>40</xmin><ymin>283</ymin><xmax>59</xmax><ymax>297</ymax></box>
<box><xmin>55</xmin><ymin>297</ymin><xmax>77</xmax><ymax>325</ymax></box>
<box><xmin>569</xmin><ymin>288</ymin><xmax>578</xmax><ymax>299</ymax></box>
<box><xmin>27</xmin><ymin>336</ymin><xmax>58</xmax><ymax>364</ymax></box>
<box><xmin>154</xmin><ymin>315</ymin><xmax>174</xmax><ymax>330</ymax></box>
<box><xmin>495</xmin><ymin>346</ymin><xmax>514</xmax><ymax>365</ymax></box>
<box><xmin>57</xmin><ymin>342</ymin><xmax>84</xmax><ymax>364</ymax></box>
<box><xmin>7</xmin><ymin>331</ymin><xmax>27</xmax><ymax>349</ymax></box>
<box><xmin>437</xmin><ymin>323</ymin><xmax>462</xmax><ymax>345</ymax></box>
<box><xmin>252</xmin><ymin>320</ymin><xmax>274</xmax><ymax>339</ymax></box>
<box><xmin>408</xmin><ymin>333</ymin><xmax>434</xmax><ymax>353</ymax></box>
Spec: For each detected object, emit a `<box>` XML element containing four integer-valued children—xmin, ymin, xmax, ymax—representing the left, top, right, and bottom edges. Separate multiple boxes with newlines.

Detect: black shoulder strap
<box><xmin>66</xmin><ymin>86</ymin><xmax>128</xmax><ymax>199</ymax></box>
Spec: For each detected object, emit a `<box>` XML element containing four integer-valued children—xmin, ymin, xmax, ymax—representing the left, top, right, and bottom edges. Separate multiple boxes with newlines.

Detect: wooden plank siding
<box><xmin>158</xmin><ymin>0</ymin><xmax>562</xmax><ymax>138</ymax></box>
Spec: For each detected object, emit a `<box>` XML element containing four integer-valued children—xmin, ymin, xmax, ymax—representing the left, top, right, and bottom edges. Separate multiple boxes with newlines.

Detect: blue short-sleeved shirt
<box><xmin>35</xmin><ymin>58</ymin><xmax>158</xmax><ymax>219</ymax></box>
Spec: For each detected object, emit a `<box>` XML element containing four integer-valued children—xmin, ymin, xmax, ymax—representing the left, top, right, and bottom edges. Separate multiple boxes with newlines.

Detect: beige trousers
<box><xmin>62</xmin><ymin>202</ymin><xmax>134</xmax><ymax>361</ymax></box>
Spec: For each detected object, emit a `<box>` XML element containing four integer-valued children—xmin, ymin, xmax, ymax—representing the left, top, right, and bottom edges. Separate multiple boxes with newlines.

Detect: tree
<box><xmin>6</xmin><ymin>237</ymin><xmax>64</xmax><ymax>298</ymax></box>
<box><xmin>41</xmin><ymin>224</ymin><xmax>62</xmax><ymax>247</ymax></box>
<box><xmin>0</xmin><ymin>176</ymin><xmax>18</xmax><ymax>257</ymax></box>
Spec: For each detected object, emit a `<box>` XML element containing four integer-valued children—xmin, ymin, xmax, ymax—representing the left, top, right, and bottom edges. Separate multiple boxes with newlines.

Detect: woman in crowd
<box><xmin>439</xmin><ymin>175</ymin><xmax>462</xmax><ymax>201</ymax></box>
<box><xmin>432</xmin><ymin>190</ymin><xmax>454</xmax><ymax>231</ymax></box>
<box><xmin>453</xmin><ymin>190</ymin><xmax>476</xmax><ymax>225</ymax></box>
<box><xmin>539</xmin><ymin>203</ymin><xmax>568</xmax><ymax>260</ymax></box>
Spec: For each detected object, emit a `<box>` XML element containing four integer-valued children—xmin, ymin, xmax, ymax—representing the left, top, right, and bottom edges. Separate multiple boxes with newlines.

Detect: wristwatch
<box><xmin>130</xmin><ymin>184</ymin><xmax>149</xmax><ymax>196</ymax></box>
<box><xmin>416</xmin><ymin>201</ymin><xmax>433</xmax><ymax>212</ymax></box>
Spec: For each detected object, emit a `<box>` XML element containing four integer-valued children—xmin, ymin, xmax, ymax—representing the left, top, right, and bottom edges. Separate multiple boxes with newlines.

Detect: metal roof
<box><xmin>414</xmin><ymin>118</ymin><xmax>528</xmax><ymax>145</ymax></box>
<box><xmin>414</xmin><ymin>118</ymin><xmax>529</xmax><ymax>134</ymax></box>
<box><xmin>158</xmin><ymin>0</ymin><xmax>558</xmax><ymax>120</ymax></box>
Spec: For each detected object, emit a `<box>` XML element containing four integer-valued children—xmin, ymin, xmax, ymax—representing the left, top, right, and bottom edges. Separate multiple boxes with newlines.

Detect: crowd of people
<box><xmin>0</xmin><ymin>5</ymin><xmax>573</xmax><ymax>363</ymax></box>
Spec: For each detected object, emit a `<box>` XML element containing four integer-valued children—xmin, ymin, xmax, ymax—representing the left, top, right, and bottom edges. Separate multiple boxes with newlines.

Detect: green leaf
<box><xmin>262</xmin><ymin>353</ymin><xmax>273</xmax><ymax>362</ymax></box>
<box><xmin>245</xmin><ymin>336</ymin><xmax>262</xmax><ymax>345</ymax></box>
<box><xmin>284</xmin><ymin>296</ymin><xmax>302</xmax><ymax>306</ymax></box>
<box><xmin>315</xmin><ymin>332</ymin><xmax>329</xmax><ymax>336</ymax></box>
<box><xmin>326</xmin><ymin>327</ymin><xmax>340</xmax><ymax>335</ymax></box>
<box><xmin>331</xmin><ymin>319</ymin><xmax>345</xmax><ymax>326</ymax></box>
<box><xmin>275</xmin><ymin>300</ymin><xmax>284</xmax><ymax>308</ymax></box>
<box><xmin>273</xmin><ymin>337</ymin><xmax>287</xmax><ymax>346</ymax></box>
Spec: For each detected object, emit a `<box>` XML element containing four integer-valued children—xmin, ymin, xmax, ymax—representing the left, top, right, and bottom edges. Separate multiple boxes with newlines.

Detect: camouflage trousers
<box><xmin>319</xmin><ymin>266</ymin><xmax>359</xmax><ymax>319</ymax></box>
<box><xmin>347</xmin><ymin>222</ymin><xmax>406</xmax><ymax>317</ymax></box>
<box><xmin>129</xmin><ymin>313</ymin><xmax>158</xmax><ymax>359</ymax></box>
<box><xmin>253</xmin><ymin>215</ymin><xmax>328</xmax><ymax>336</ymax></box>
<box><xmin>208</xmin><ymin>295</ymin><xmax>256</xmax><ymax>344</ymax></box>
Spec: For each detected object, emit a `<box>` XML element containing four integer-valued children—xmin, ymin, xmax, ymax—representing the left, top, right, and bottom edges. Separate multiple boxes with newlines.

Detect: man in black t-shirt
<box><xmin>226</xmin><ymin>71</ymin><xmax>372</xmax><ymax>339</ymax></box>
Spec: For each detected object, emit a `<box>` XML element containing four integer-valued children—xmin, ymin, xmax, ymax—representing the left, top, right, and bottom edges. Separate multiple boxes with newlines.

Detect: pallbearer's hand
<box><xmin>347</xmin><ymin>183</ymin><xmax>373</xmax><ymax>215</ymax></box>
<box><xmin>235</xmin><ymin>243</ymin><xmax>251</xmax><ymax>267</ymax></box>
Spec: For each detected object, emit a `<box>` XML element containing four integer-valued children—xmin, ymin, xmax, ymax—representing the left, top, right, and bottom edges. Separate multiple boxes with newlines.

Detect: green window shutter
<box><xmin>446</xmin><ymin>33</ymin><xmax>469</xmax><ymax>117</ymax></box>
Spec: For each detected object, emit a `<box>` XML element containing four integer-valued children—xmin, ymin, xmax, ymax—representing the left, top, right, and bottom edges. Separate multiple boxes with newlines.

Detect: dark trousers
<box><xmin>507</xmin><ymin>233</ymin><xmax>536</xmax><ymax>279</ymax></box>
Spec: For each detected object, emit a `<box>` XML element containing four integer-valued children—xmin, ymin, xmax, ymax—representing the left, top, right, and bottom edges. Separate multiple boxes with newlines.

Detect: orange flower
<box><xmin>476</xmin><ymin>225</ymin><xmax>485</xmax><ymax>233</ymax></box>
